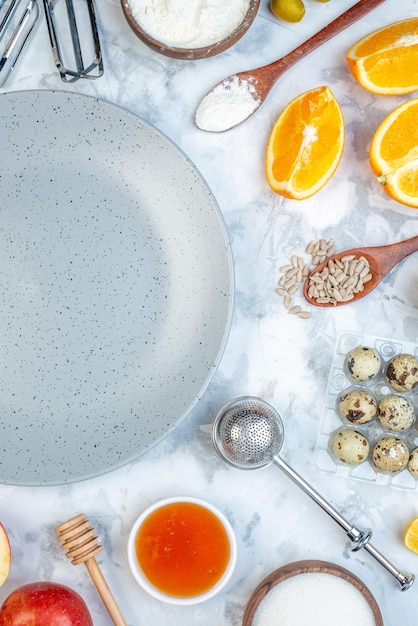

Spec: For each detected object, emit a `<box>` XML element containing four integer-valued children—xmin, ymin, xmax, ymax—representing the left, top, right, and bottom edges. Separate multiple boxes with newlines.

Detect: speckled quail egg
<box><xmin>372</xmin><ymin>436</ymin><xmax>409</xmax><ymax>473</ymax></box>
<box><xmin>345</xmin><ymin>346</ymin><xmax>381</xmax><ymax>382</ymax></box>
<box><xmin>408</xmin><ymin>448</ymin><xmax>418</xmax><ymax>478</ymax></box>
<box><xmin>385</xmin><ymin>353</ymin><xmax>418</xmax><ymax>392</ymax></box>
<box><xmin>330</xmin><ymin>428</ymin><xmax>370</xmax><ymax>465</ymax></box>
<box><xmin>377</xmin><ymin>395</ymin><xmax>415</xmax><ymax>432</ymax></box>
<box><xmin>338</xmin><ymin>389</ymin><xmax>377</xmax><ymax>425</ymax></box>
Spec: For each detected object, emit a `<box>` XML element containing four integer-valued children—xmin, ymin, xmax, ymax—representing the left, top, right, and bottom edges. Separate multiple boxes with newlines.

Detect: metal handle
<box><xmin>273</xmin><ymin>455</ymin><xmax>415</xmax><ymax>590</ymax></box>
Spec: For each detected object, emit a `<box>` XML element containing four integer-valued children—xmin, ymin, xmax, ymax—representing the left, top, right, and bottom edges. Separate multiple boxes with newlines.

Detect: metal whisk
<box><xmin>0</xmin><ymin>0</ymin><xmax>40</xmax><ymax>86</ymax></box>
<box><xmin>212</xmin><ymin>396</ymin><xmax>415</xmax><ymax>591</ymax></box>
<box><xmin>43</xmin><ymin>0</ymin><xmax>103</xmax><ymax>82</ymax></box>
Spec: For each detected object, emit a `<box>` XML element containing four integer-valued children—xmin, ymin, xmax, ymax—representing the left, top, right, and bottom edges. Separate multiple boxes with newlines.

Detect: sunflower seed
<box><xmin>327</xmin><ymin>259</ymin><xmax>336</xmax><ymax>273</ymax></box>
<box><xmin>284</xmin><ymin>295</ymin><xmax>293</xmax><ymax>309</ymax></box>
<box><xmin>286</xmin><ymin>267</ymin><xmax>298</xmax><ymax>279</ymax></box>
<box><xmin>284</xmin><ymin>278</ymin><xmax>296</xmax><ymax>291</ymax></box>
<box><xmin>354</xmin><ymin>260</ymin><xmax>365</xmax><ymax>275</ymax></box>
<box><xmin>359</xmin><ymin>265</ymin><xmax>371</xmax><ymax>279</ymax></box>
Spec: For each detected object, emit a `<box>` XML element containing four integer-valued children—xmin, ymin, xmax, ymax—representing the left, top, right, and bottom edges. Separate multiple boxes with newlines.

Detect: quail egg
<box><xmin>330</xmin><ymin>428</ymin><xmax>370</xmax><ymax>465</ymax></box>
<box><xmin>408</xmin><ymin>448</ymin><xmax>418</xmax><ymax>478</ymax></box>
<box><xmin>338</xmin><ymin>389</ymin><xmax>377</xmax><ymax>425</ymax></box>
<box><xmin>372</xmin><ymin>436</ymin><xmax>409</xmax><ymax>473</ymax></box>
<box><xmin>377</xmin><ymin>395</ymin><xmax>415</xmax><ymax>432</ymax></box>
<box><xmin>385</xmin><ymin>353</ymin><xmax>418</xmax><ymax>392</ymax></box>
<box><xmin>345</xmin><ymin>346</ymin><xmax>381</xmax><ymax>382</ymax></box>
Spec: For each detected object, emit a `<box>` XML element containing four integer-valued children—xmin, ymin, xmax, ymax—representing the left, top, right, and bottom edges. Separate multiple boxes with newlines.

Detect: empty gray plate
<box><xmin>0</xmin><ymin>90</ymin><xmax>233</xmax><ymax>485</ymax></box>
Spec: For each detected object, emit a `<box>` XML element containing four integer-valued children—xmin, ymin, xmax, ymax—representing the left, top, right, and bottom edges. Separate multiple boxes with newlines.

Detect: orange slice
<box><xmin>346</xmin><ymin>18</ymin><xmax>418</xmax><ymax>95</ymax></box>
<box><xmin>404</xmin><ymin>517</ymin><xmax>418</xmax><ymax>554</ymax></box>
<box><xmin>266</xmin><ymin>86</ymin><xmax>344</xmax><ymax>200</ymax></box>
<box><xmin>369</xmin><ymin>99</ymin><xmax>418</xmax><ymax>209</ymax></box>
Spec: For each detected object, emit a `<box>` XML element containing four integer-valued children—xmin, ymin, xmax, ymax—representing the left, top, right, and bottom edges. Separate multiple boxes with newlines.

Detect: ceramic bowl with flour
<box><xmin>121</xmin><ymin>0</ymin><xmax>260</xmax><ymax>60</ymax></box>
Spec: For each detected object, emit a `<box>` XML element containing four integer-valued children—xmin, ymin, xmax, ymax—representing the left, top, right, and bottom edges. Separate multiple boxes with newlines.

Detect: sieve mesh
<box><xmin>212</xmin><ymin>397</ymin><xmax>284</xmax><ymax>470</ymax></box>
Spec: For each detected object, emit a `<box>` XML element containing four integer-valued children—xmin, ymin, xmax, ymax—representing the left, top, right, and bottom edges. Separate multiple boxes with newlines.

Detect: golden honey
<box><xmin>135</xmin><ymin>501</ymin><xmax>231</xmax><ymax>597</ymax></box>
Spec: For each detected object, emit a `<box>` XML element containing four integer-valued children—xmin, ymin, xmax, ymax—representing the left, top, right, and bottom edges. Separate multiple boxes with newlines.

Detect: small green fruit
<box><xmin>270</xmin><ymin>0</ymin><xmax>306</xmax><ymax>23</ymax></box>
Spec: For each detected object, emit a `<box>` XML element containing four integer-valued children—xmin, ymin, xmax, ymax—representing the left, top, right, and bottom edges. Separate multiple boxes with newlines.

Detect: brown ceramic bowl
<box><xmin>242</xmin><ymin>560</ymin><xmax>383</xmax><ymax>626</ymax></box>
<box><xmin>120</xmin><ymin>0</ymin><xmax>260</xmax><ymax>60</ymax></box>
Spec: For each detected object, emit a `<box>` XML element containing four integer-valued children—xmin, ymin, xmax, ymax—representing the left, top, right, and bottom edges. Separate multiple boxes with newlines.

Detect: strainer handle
<box><xmin>273</xmin><ymin>455</ymin><xmax>414</xmax><ymax>590</ymax></box>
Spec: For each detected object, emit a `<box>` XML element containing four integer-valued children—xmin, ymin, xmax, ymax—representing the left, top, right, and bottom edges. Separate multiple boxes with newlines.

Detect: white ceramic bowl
<box><xmin>127</xmin><ymin>496</ymin><xmax>237</xmax><ymax>605</ymax></box>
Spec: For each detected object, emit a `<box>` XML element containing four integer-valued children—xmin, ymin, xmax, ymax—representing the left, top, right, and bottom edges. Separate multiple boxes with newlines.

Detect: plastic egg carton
<box><xmin>315</xmin><ymin>331</ymin><xmax>418</xmax><ymax>491</ymax></box>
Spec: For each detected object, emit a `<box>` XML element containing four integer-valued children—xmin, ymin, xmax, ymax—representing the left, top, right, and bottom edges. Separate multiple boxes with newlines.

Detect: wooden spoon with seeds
<box><xmin>303</xmin><ymin>235</ymin><xmax>418</xmax><ymax>307</ymax></box>
<box><xmin>195</xmin><ymin>0</ymin><xmax>384</xmax><ymax>132</ymax></box>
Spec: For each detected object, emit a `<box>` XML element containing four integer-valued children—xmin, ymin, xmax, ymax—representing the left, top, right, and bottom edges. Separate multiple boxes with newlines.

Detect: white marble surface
<box><xmin>1</xmin><ymin>0</ymin><xmax>418</xmax><ymax>623</ymax></box>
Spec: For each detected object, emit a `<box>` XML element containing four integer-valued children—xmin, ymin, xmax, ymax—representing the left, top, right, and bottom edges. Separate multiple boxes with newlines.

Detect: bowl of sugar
<box><xmin>120</xmin><ymin>0</ymin><xmax>260</xmax><ymax>60</ymax></box>
<box><xmin>243</xmin><ymin>560</ymin><xmax>383</xmax><ymax>626</ymax></box>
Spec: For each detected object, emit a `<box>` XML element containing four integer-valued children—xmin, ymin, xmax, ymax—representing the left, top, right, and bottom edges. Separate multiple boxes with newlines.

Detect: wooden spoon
<box><xmin>55</xmin><ymin>514</ymin><xmax>127</xmax><ymax>626</ymax></box>
<box><xmin>195</xmin><ymin>0</ymin><xmax>384</xmax><ymax>132</ymax></box>
<box><xmin>303</xmin><ymin>235</ymin><xmax>418</xmax><ymax>307</ymax></box>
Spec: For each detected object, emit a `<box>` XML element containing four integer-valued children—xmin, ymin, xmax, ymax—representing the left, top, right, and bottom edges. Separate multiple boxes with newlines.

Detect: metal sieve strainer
<box><xmin>213</xmin><ymin>396</ymin><xmax>414</xmax><ymax>591</ymax></box>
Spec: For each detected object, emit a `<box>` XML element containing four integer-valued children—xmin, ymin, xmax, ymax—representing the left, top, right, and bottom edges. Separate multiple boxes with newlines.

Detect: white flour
<box><xmin>195</xmin><ymin>75</ymin><xmax>260</xmax><ymax>132</ymax></box>
<box><xmin>128</xmin><ymin>0</ymin><xmax>251</xmax><ymax>48</ymax></box>
<box><xmin>252</xmin><ymin>572</ymin><xmax>377</xmax><ymax>626</ymax></box>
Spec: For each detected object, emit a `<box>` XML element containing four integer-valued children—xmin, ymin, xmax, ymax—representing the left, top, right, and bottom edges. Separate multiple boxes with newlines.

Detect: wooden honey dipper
<box><xmin>55</xmin><ymin>514</ymin><xmax>127</xmax><ymax>626</ymax></box>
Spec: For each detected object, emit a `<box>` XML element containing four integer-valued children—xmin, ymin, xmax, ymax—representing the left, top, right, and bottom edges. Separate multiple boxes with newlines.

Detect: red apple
<box><xmin>0</xmin><ymin>525</ymin><xmax>11</xmax><ymax>588</ymax></box>
<box><xmin>0</xmin><ymin>581</ymin><xmax>93</xmax><ymax>626</ymax></box>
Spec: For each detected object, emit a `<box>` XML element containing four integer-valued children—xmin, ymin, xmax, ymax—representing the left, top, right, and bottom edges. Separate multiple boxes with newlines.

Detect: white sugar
<box><xmin>253</xmin><ymin>572</ymin><xmax>376</xmax><ymax>626</ymax></box>
<box><xmin>195</xmin><ymin>76</ymin><xmax>261</xmax><ymax>132</ymax></box>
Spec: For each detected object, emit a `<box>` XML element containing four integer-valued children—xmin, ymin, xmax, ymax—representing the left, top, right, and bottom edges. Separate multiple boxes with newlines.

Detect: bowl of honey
<box><xmin>127</xmin><ymin>496</ymin><xmax>237</xmax><ymax>604</ymax></box>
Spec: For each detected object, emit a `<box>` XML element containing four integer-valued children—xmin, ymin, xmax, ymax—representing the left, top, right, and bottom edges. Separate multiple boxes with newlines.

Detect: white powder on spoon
<box><xmin>195</xmin><ymin>75</ymin><xmax>261</xmax><ymax>132</ymax></box>
<box><xmin>252</xmin><ymin>572</ymin><xmax>377</xmax><ymax>626</ymax></box>
<box><xmin>128</xmin><ymin>0</ymin><xmax>251</xmax><ymax>48</ymax></box>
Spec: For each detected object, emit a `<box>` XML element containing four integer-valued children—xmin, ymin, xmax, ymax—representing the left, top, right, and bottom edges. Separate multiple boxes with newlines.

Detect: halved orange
<box><xmin>347</xmin><ymin>18</ymin><xmax>418</xmax><ymax>95</ymax></box>
<box><xmin>404</xmin><ymin>517</ymin><xmax>418</xmax><ymax>554</ymax></box>
<box><xmin>266</xmin><ymin>86</ymin><xmax>344</xmax><ymax>200</ymax></box>
<box><xmin>370</xmin><ymin>99</ymin><xmax>418</xmax><ymax>209</ymax></box>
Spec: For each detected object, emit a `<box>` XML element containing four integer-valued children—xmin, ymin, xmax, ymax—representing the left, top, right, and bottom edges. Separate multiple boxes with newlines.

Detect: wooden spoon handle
<box><xmin>264</xmin><ymin>0</ymin><xmax>385</xmax><ymax>85</ymax></box>
<box><xmin>85</xmin><ymin>558</ymin><xmax>128</xmax><ymax>626</ymax></box>
<box><xmin>376</xmin><ymin>234</ymin><xmax>418</xmax><ymax>274</ymax></box>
